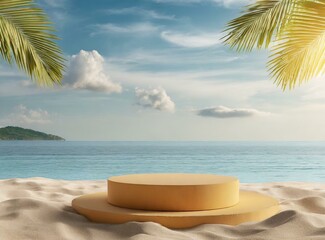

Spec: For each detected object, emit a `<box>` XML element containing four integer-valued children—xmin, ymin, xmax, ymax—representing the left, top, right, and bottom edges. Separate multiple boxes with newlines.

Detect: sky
<box><xmin>0</xmin><ymin>0</ymin><xmax>325</xmax><ymax>141</ymax></box>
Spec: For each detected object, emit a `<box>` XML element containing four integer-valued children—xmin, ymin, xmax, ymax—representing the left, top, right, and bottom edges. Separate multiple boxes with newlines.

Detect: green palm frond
<box><xmin>0</xmin><ymin>0</ymin><xmax>65</xmax><ymax>86</ymax></box>
<box><xmin>269</xmin><ymin>0</ymin><xmax>325</xmax><ymax>89</ymax></box>
<box><xmin>223</xmin><ymin>0</ymin><xmax>297</xmax><ymax>51</ymax></box>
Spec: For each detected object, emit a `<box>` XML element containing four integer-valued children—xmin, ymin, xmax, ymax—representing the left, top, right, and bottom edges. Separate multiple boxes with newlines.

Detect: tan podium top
<box><xmin>107</xmin><ymin>173</ymin><xmax>239</xmax><ymax>211</ymax></box>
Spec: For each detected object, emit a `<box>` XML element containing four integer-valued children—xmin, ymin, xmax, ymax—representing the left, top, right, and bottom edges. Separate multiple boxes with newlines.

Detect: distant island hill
<box><xmin>0</xmin><ymin>126</ymin><xmax>65</xmax><ymax>140</ymax></box>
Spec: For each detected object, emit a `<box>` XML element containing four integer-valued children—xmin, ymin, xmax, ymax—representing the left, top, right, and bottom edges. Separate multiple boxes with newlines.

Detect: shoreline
<box><xmin>0</xmin><ymin>178</ymin><xmax>324</xmax><ymax>239</ymax></box>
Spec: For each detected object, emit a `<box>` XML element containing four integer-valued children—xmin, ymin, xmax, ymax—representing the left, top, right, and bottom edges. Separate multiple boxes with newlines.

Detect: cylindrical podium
<box><xmin>72</xmin><ymin>173</ymin><xmax>279</xmax><ymax>229</ymax></box>
<box><xmin>107</xmin><ymin>174</ymin><xmax>239</xmax><ymax>211</ymax></box>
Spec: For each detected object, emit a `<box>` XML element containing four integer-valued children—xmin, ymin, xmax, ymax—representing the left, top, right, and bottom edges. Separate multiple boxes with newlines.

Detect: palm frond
<box><xmin>0</xmin><ymin>0</ymin><xmax>65</xmax><ymax>86</ymax></box>
<box><xmin>223</xmin><ymin>0</ymin><xmax>297</xmax><ymax>52</ymax></box>
<box><xmin>268</xmin><ymin>0</ymin><xmax>325</xmax><ymax>89</ymax></box>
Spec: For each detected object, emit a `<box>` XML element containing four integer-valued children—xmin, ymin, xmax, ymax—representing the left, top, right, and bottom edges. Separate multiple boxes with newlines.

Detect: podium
<box><xmin>72</xmin><ymin>173</ymin><xmax>279</xmax><ymax>229</ymax></box>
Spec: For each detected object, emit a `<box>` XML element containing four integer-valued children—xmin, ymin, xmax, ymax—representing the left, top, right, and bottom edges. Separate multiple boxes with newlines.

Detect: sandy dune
<box><xmin>0</xmin><ymin>178</ymin><xmax>324</xmax><ymax>240</ymax></box>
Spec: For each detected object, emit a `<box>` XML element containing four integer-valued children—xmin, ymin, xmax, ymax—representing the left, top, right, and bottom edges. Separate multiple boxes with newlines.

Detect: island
<box><xmin>0</xmin><ymin>126</ymin><xmax>65</xmax><ymax>140</ymax></box>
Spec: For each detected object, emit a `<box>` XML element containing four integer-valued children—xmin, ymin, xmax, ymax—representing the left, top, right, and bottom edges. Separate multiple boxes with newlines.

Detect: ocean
<box><xmin>0</xmin><ymin>141</ymin><xmax>324</xmax><ymax>182</ymax></box>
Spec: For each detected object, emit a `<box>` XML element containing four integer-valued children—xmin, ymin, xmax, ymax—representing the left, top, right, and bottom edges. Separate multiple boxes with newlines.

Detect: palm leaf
<box><xmin>0</xmin><ymin>0</ymin><xmax>65</xmax><ymax>86</ymax></box>
<box><xmin>223</xmin><ymin>0</ymin><xmax>297</xmax><ymax>52</ymax></box>
<box><xmin>268</xmin><ymin>0</ymin><xmax>325</xmax><ymax>89</ymax></box>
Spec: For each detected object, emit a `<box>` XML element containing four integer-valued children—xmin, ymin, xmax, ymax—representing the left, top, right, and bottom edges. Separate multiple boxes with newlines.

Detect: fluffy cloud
<box><xmin>135</xmin><ymin>87</ymin><xmax>175</xmax><ymax>112</ymax></box>
<box><xmin>3</xmin><ymin>105</ymin><xmax>52</xmax><ymax>125</ymax></box>
<box><xmin>197</xmin><ymin>106</ymin><xmax>270</xmax><ymax>118</ymax></box>
<box><xmin>161</xmin><ymin>31</ymin><xmax>221</xmax><ymax>48</ymax></box>
<box><xmin>65</xmin><ymin>50</ymin><xmax>122</xmax><ymax>93</ymax></box>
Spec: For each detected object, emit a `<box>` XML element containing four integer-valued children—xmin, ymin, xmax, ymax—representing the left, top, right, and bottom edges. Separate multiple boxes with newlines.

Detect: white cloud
<box><xmin>135</xmin><ymin>87</ymin><xmax>175</xmax><ymax>112</ymax></box>
<box><xmin>161</xmin><ymin>31</ymin><xmax>221</xmax><ymax>48</ymax></box>
<box><xmin>105</xmin><ymin>7</ymin><xmax>175</xmax><ymax>20</ymax></box>
<box><xmin>197</xmin><ymin>106</ymin><xmax>270</xmax><ymax>118</ymax></box>
<box><xmin>64</xmin><ymin>50</ymin><xmax>122</xmax><ymax>93</ymax></box>
<box><xmin>3</xmin><ymin>105</ymin><xmax>52</xmax><ymax>125</ymax></box>
<box><xmin>93</xmin><ymin>22</ymin><xmax>158</xmax><ymax>35</ymax></box>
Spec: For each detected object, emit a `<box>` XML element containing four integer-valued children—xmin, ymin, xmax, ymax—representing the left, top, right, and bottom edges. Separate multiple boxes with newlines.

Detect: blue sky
<box><xmin>0</xmin><ymin>0</ymin><xmax>325</xmax><ymax>140</ymax></box>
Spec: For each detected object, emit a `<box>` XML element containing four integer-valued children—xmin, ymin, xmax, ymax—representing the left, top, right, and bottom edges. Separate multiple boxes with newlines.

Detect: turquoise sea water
<box><xmin>0</xmin><ymin>141</ymin><xmax>324</xmax><ymax>182</ymax></box>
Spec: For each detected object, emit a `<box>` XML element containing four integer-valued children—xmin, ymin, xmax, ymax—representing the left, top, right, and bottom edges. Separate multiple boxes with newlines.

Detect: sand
<box><xmin>0</xmin><ymin>178</ymin><xmax>324</xmax><ymax>240</ymax></box>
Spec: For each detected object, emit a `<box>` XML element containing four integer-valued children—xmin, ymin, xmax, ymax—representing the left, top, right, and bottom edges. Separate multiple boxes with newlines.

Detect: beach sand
<box><xmin>0</xmin><ymin>178</ymin><xmax>324</xmax><ymax>240</ymax></box>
